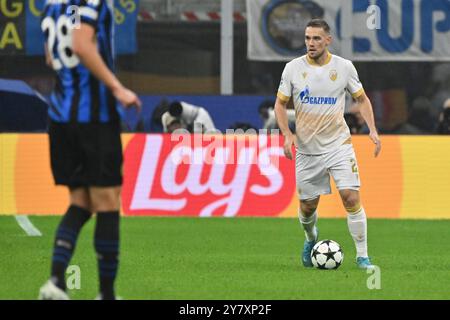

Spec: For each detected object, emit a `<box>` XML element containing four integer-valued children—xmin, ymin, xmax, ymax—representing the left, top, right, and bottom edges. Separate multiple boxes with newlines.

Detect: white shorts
<box><xmin>295</xmin><ymin>143</ymin><xmax>361</xmax><ymax>200</ymax></box>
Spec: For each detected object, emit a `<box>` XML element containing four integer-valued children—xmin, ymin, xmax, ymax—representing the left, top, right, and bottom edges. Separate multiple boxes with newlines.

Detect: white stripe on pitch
<box><xmin>15</xmin><ymin>215</ymin><xmax>42</xmax><ymax>237</ymax></box>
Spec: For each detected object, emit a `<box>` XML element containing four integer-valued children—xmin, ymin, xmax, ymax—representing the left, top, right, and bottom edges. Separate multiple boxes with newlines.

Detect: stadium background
<box><xmin>1</xmin><ymin>0</ymin><xmax>450</xmax><ymax>301</ymax></box>
<box><xmin>1</xmin><ymin>0</ymin><xmax>449</xmax><ymax>219</ymax></box>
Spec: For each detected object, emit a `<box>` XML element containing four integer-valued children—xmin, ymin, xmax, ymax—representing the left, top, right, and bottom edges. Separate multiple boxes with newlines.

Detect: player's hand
<box><xmin>283</xmin><ymin>133</ymin><xmax>298</xmax><ymax>160</ymax></box>
<box><xmin>370</xmin><ymin>130</ymin><xmax>381</xmax><ymax>157</ymax></box>
<box><xmin>113</xmin><ymin>86</ymin><xmax>142</xmax><ymax>112</ymax></box>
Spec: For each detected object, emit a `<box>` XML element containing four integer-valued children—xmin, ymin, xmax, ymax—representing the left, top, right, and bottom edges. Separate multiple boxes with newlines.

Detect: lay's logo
<box><xmin>122</xmin><ymin>134</ymin><xmax>295</xmax><ymax>217</ymax></box>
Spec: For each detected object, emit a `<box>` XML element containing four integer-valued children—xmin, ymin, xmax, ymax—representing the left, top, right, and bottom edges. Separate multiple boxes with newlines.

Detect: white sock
<box><xmin>299</xmin><ymin>209</ymin><xmax>318</xmax><ymax>242</ymax></box>
<box><xmin>347</xmin><ymin>207</ymin><xmax>368</xmax><ymax>258</ymax></box>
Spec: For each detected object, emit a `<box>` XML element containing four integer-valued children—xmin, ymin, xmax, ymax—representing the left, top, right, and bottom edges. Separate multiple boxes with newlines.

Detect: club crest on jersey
<box><xmin>302</xmin><ymin>72</ymin><xmax>308</xmax><ymax>79</ymax></box>
<box><xmin>329</xmin><ymin>70</ymin><xmax>338</xmax><ymax>81</ymax></box>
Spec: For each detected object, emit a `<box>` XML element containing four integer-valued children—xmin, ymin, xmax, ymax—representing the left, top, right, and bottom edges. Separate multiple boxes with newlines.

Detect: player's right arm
<box><xmin>72</xmin><ymin>23</ymin><xmax>141</xmax><ymax>110</ymax></box>
<box><xmin>275</xmin><ymin>97</ymin><xmax>297</xmax><ymax>160</ymax></box>
<box><xmin>275</xmin><ymin>63</ymin><xmax>297</xmax><ymax>160</ymax></box>
<box><xmin>346</xmin><ymin>60</ymin><xmax>380</xmax><ymax>157</ymax></box>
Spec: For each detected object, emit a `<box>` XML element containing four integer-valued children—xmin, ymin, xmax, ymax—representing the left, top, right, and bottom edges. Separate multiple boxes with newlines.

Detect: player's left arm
<box><xmin>354</xmin><ymin>92</ymin><xmax>381</xmax><ymax>157</ymax></box>
<box><xmin>347</xmin><ymin>60</ymin><xmax>381</xmax><ymax>157</ymax></box>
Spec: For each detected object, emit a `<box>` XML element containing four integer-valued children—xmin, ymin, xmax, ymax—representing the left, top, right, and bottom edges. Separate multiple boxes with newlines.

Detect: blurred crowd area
<box><xmin>0</xmin><ymin>0</ymin><xmax>449</xmax><ymax>134</ymax></box>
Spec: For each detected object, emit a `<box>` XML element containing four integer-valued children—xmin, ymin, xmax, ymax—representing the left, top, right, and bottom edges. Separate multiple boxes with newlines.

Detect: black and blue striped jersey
<box><xmin>41</xmin><ymin>0</ymin><xmax>120</xmax><ymax>123</ymax></box>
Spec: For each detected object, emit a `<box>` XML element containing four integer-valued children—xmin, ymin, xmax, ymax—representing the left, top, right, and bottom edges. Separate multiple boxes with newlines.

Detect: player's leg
<box><xmin>296</xmin><ymin>152</ymin><xmax>330</xmax><ymax>267</ymax></box>
<box><xmin>339</xmin><ymin>189</ymin><xmax>373</xmax><ymax>268</ymax></box>
<box><xmin>299</xmin><ymin>197</ymin><xmax>320</xmax><ymax>242</ymax></box>
<box><xmin>83</xmin><ymin>122</ymin><xmax>124</xmax><ymax>300</ymax></box>
<box><xmin>299</xmin><ymin>197</ymin><xmax>320</xmax><ymax>267</ymax></box>
<box><xmin>49</xmin><ymin>188</ymin><xmax>92</xmax><ymax>290</ymax></box>
<box><xmin>327</xmin><ymin>143</ymin><xmax>373</xmax><ymax>269</ymax></box>
<box><xmin>40</xmin><ymin>188</ymin><xmax>92</xmax><ymax>299</ymax></box>
<box><xmin>40</xmin><ymin>123</ymin><xmax>93</xmax><ymax>299</ymax></box>
<box><xmin>90</xmin><ymin>186</ymin><xmax>121</xmax><ymax>300</ymax></box>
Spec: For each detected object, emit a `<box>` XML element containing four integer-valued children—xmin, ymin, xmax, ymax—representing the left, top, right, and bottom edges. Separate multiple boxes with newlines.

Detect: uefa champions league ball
<box><xmin>311</xmin><ymin>240</ymin><xmax>344</xmax><ymax>270</ymax></box>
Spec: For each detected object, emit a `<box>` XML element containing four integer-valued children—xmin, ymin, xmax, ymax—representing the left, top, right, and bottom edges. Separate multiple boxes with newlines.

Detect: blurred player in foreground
<box><xmin>39</xmin><ymin>0</ymin><xmax>141</xmax><ymax>299</ymax></box>
<box><xmin>275</xmin><ymin>19</ymin><xmax>381</xmax><ymax>269</ymax></box>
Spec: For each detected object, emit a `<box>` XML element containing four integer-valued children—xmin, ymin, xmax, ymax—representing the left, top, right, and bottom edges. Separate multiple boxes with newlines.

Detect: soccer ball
<box><xmin>311</xmin><ymin>240</ymin><xmax>344</xmax><ymax>270</ymax></box>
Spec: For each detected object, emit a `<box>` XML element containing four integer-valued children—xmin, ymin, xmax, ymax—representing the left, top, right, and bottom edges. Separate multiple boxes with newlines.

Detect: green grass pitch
<box><xmin>1</xmin><ymin>216</ymin><xmax>450</xmax><ymax>300</ymax></box>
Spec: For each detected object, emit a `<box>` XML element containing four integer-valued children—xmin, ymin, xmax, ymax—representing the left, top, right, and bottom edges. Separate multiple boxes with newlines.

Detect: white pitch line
<box><xmin>15</xmin><ymin>215</ymin><xmax>42</xmax><ymax>237</ymax></box>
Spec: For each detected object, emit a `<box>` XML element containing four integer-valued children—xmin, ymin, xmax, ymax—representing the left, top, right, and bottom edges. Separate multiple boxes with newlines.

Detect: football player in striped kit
<box><xmin>39</xmin><ymin>0</ymin><xmax>141</xmax><ymax>300</ymax></box>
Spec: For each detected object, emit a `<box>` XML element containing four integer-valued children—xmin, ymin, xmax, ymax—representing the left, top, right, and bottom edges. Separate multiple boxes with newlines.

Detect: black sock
<box><xmin>51</xmin><ymin>205</ymin><xmax>92</xmax><ymax>290</ymax></box>
<box><xmin>94</xmin><ymin>211</ymin><xmax>120</xmax><ymax>300</ymax></box>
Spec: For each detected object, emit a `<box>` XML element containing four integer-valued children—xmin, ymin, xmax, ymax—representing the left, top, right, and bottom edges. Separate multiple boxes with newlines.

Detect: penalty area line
<box><xmin>14</xmin><ymin>215</ymin><xmax>42</xmax><ymax>237</ymax></box>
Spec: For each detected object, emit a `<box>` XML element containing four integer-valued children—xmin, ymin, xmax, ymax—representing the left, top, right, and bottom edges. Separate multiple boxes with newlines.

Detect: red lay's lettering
<box><xmin>121</xmin><ymin>134</ymin><xmax>295</xmax><ymax>217</ymax></box>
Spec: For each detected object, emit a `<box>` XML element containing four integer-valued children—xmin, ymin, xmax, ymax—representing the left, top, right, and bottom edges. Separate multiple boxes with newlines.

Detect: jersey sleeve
<box><xmin>277</xmin><ymin>64</ymin><xmax>292</xmax><ymax>103</ymax></box>
<box><xmin>346</xmin><ymin>61</ymin><xmax>364</xmax><ymax>99</ymax></box>
<box><xmin>78</xmin><ymin>0</ymin><xmax>103</xmax><ymax>29</ymax></box>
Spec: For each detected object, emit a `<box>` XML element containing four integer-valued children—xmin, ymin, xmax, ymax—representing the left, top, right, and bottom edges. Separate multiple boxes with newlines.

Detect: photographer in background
<box><xmin>162</xmin><ymin>113</ymin><xmax>187</xmax><ymax>133</ymax></box>
<box><xmin>436</xmin><ymin>99</ymin><xmax>450</xmax><ymax>134</ymax></box>
<box><xmin>161</xmin><ymin>101</ymin><xmax>216</xmax><ymax>133</ymax></box>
